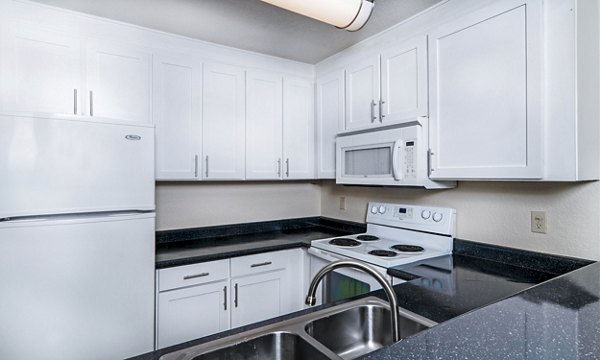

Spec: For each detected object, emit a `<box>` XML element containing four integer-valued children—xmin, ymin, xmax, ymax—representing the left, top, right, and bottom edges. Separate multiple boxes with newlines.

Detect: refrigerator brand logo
<box><xmin>125</xmin><ymin>135</ymin><xmax>142</xmax><ymax>141</ymax></box>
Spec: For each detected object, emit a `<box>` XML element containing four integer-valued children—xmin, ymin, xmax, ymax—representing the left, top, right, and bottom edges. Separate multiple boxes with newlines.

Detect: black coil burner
<box><xmin>368</xmin><ymin>250</ymin><xmax>397</xmax><ymax>257</ymax></box>
<box><xmin>356</xmin><ymin>235</ymin><xmax>380</xmax><ymax>241</ymax></box>
<box><xmin>391</xmin><ymin>245</ymin><xmax>425</xmax><ymax>253</ymax></box>
<box><xmin>329</xmin><ymin>238</ymin><xmax>361</xmax><ymax>247</ymax></box>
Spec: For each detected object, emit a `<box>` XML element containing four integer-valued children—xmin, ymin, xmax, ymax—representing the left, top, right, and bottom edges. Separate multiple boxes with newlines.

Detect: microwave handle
<box><xmin>392</xmin><ymin>139</ymin><xmax>403</xmax><ymax>181</ymax></box>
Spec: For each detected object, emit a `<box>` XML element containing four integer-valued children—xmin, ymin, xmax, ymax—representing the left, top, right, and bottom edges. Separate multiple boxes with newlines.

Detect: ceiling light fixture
<box><xmin>259</xmin><ymin>0</ymin><xmax>375</xmax><ymax>32</ymax></box>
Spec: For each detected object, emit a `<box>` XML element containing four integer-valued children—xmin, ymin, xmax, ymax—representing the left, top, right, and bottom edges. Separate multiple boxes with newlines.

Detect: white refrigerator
<box><xmin>0</xmin><ymin>115</ymin><xmax>156</xmax><ymax>360</ymax></box>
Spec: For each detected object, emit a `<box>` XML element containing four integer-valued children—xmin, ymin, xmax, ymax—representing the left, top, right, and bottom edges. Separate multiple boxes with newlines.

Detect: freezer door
<box><xmin>0</xmin><ymin>213</ymin><xmax>155</xmax><ymax>360</ymax></box>
<box><xmin>0</xmin><ymin>115</ymin><xmax>154</xmax><ymax>218</ymax></box>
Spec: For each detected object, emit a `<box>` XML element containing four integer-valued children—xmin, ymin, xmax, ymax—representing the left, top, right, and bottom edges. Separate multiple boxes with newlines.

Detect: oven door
<box><xmin>308</xmin><ymin>248</ymin><xmax>390</xmax><ymax>305</ymax></box>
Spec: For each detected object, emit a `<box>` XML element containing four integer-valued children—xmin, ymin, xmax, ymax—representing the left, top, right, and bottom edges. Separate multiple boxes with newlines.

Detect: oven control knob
<box><xmin>371</xmin><ymin>206</ymin><xmax>379</xmax><ymax>214</ymax></box>
<box><xmin>432</xmin><ymin>212</ymin><xmax>443</xmax><ymax>222</ymax></box>
<box><xmin>378</xmin><ymin>205</ymin><xmax>386</xmax><ymax>214</ymax></box>
<box><xmin>421</xmin><ymin>210</ymin><xmax>431</xmax><ymax>220</ymax></box>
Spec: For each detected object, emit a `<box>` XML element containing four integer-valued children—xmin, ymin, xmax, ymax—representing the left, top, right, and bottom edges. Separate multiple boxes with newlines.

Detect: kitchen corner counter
<box><xmin>386</xmin><ymin>240</ymin><xmax>593</xmax><ymax>324</ymax></box>
<box><xmin>362</xmin><ymin>260</ymin><xmax>600</xmax><ymax>360</ymax></box>
<box><xmin>155</xmin><ymin>217</ymin><xmax>365</xmax><ymax>268</ymax></box>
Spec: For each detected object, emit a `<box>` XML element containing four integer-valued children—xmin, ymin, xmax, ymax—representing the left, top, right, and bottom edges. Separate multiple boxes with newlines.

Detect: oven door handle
<box><xmin>392</xmin><ymin>139</ymin><xmax>403</xmax><ymax>181</ymax></box>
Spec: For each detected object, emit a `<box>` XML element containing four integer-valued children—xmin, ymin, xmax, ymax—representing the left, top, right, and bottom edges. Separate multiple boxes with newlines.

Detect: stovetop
<box><xmin>311</xmin><ymin>202</ymin><xmax>456</xmax><ymax>268</ymax></box>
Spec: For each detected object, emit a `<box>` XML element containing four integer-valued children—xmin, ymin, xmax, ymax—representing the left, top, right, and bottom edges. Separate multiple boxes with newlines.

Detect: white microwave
<box><xmin>336</xmin><ymin>119</ymin><xmax>455</xmax><ymax>189</ymax></box>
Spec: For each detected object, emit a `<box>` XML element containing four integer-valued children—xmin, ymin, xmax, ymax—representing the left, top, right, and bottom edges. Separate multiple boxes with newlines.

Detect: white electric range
<box><xmin>308</xmin><ymin>202</ymin><xmax>456</xmax><ymax>304</ymax></box>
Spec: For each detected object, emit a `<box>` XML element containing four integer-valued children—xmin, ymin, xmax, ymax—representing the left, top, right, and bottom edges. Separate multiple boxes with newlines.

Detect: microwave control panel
<box><xmin>403</xmin><ymin>139</ymin><xmax>417</xmax><ymax>180</ymax></box>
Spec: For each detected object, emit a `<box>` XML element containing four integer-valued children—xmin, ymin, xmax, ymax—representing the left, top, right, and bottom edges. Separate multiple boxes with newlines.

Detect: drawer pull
<box><xmin>251</xmin><ymin>261</ymin><xmax>272</xmax><ymax>268</ymax></box>
<box><xmin>183</xmin><ymin>272</ymin><xmax>209</xmax><ymax>280</ymax></box>
<box><xmin>223</xmin><ymin>286</ymin><xmax>227</xmax><ymax>310</ymax></box>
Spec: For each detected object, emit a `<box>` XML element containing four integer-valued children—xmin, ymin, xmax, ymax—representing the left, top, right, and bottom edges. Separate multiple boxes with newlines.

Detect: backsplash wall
<box><xmin>321</xmin><ymin>180</ymin><xmax>600</xmax><ymax>261</ymax></box>
<box><xmin>156</xmin><ymin>182</ymin><xmax>321</xmax><ymax>230</ymax></box>
<box><xmin>156</xmin><ymin>180</ymin><xmax>600</xmax><ymax>260</ymax></box>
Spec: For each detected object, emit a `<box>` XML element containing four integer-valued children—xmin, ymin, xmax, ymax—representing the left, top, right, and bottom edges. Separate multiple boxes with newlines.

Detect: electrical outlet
<box><xmin>339</xmin><ymin>196</ymin><xmax>346</xmax><ymax>210</ymax></box>
<box><xmin>531</xmin><ymin>211</ymin><xmax>547</xmax><ymax>234</ymax></box>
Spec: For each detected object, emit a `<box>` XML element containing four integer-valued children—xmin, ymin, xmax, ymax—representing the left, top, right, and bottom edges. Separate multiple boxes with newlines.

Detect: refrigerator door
<box><xmin>0</xmin><ymin>115</ymin><xmax>155</xmax><ymax>218</ymax></box>
<box><xmin>0</xmin><ymin>212</ymin><xmax>155</xmax><ymax>360</ymax></box>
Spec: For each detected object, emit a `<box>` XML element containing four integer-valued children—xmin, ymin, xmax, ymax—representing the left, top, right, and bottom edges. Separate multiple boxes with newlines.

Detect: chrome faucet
<box><xmin>305</xmin><ymin>259</ymin><xmax>401</xmax><ymax>342</ymax></box>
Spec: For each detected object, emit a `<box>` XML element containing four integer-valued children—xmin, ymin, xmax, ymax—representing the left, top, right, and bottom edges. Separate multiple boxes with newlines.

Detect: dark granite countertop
<box><xmin>386</xmin><ymin>254</ymin><xmax>555</xmax><ymax>323</ymax></box>
<box><xmin>384</xmin><ymin>240</ymin><xmax>592</xmax><ymax>323</ymax></box>
<box><xmin>361</xmin><ymin>260</ymin><xmax>600</xmax><ymax>360</ymax></box>
<box><xmin>155</xmin><ymin>217</ymin><xmax>365</xmax><ymax>268</ymax></box>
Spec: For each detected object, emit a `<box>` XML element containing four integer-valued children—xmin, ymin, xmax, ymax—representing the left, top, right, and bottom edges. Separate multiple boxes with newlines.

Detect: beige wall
<box><xmin>156</xmin><ymin>180</ymin><xmax>600</xmax><ymax>260</ymax></box>
<box><xmin>156</xmin><ymin>182</ymin><xmax>321</xmax><ymax>230</ymax></box>
<box><xmin>321</xmin><ymin>180</ymin><xmax>600</xmax><ymax>260</ymax></box>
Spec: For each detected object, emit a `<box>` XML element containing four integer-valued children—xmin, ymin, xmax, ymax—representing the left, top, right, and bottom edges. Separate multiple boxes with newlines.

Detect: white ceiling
<box><xmin>30</xmin><ymin>0</ymin><xmax>441</xmax><ymax>64</ymax></box>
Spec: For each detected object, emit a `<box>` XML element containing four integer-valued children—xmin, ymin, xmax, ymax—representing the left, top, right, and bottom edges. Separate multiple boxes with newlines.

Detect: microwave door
<box><xmin>392</xmin><ymin>139</ymin><xmax>403</xmax><ymax>181</ymax></box>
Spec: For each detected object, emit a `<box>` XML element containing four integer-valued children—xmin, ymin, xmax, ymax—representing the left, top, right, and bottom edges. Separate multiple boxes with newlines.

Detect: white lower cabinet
<box><xmin>230</xmin><ymin>270</ymin><xmax>286</xmax><ymax>328</ymax></box>
<box><xmin>156</xmin><ymin>249</ymin><xmax>305</xmax><ymax>349</ymax></box>
<box><xmin>157</xmin><ymin>280</ymin><xmax>229</xmax><ymax>349</ymax></box>
<box><xmin>156</xmin><ymin>259</ymin><xmax>230</xmax><ymax>349</ymax></box>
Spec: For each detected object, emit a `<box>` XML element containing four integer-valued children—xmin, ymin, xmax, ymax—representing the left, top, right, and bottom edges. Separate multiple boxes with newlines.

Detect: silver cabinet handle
<box><xmin>277</xmin><ymin>158</ymin><xmax>282</xmax><ymax>177</ymax></box>
<box><xmin>251</xmin><ymin>261</ymin><xmax>272</xmax><ymax>268</ymax></box>
<box><xmin>370</xmin><ymin>100</ymin><xmax>376</xmax><ymax>123</ymax></box>
<box><xmin>194</xmin><ymin>155</ymin><xmax>199</xmax><ymax>178</ymax></box>
<box><xmin>73</xmin><ymin>89</ymin><xmax>78</xmax><ymax>115</ymax></box>
<box><xmin>379</xmin><ymin>99</ymin><xmax>385</xmax><ymax>122</ymax></box>
<box><xmin>205</xmin><ymin>156</ymin><xmax>209</xmax><ymax>178</ymax></box>
<box><xmin>223</xmin><ymin>286</ymin><xmax>227</xmax><ymax>311</ymax></box>
<box><xmin>183</xmin><ymin>272</ymin><xmax>209</xmax><ymax>280</ymax></box>
<box><xmin>285</xmin><ymin>158</ymin><xmax>290</xmax><ymax>178</ymax></box>
<box><xmin>234</xmin><ymin>283</ymin><xmax>238</xmax><ymax>308</ymax></box>
<box><xmin>89</xmin><ymin>91</ymin><xmax>94</xmax><ymax>116</ymax></box>
<box><xmin>427</xmin><ymin>149</ymin><xmax>434</xmax><ymax>175</ymax></box>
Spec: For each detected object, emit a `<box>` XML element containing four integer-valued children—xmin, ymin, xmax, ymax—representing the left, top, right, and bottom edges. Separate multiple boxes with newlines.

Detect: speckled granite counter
<box><xmin>361</xmin><ymin>261</ymin><xmax>600</xmax><ymax>360</ymax></box>
<box><xmin>155</xmin><ymin>217</ymin><xmax>365</xmax><ymax>268</ymax></box>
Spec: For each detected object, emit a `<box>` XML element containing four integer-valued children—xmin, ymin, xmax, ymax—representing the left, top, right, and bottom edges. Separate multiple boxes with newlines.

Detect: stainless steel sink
<box><xmin>191</xmin><ymin>332</ymin><xmax>330</xmax><ymax>360</ymax></box>
<box><xmin>159</xmin><ymin>297</ymin><xmax>436</xmax><ymax>360</ymax></box>
<box><xmin>304</xmin><ymin>304</ymin><xmax>431</xmax><ymax>359</ymax></box>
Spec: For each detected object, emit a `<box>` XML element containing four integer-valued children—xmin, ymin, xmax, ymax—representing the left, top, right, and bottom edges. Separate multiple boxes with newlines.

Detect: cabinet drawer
<box><xmin>230</xmin><ymin>250</ymin><xmax>291</xmax><ymax>278</ymax></box>
<box><xmin>158</xmin><ymin>259</ymin><xmax>229</xmax><ymax>292</ymax></box>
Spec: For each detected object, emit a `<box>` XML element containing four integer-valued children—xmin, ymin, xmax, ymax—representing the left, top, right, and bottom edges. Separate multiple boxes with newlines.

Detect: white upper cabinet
<box><xmin>202</xmin><ymin>63</ymin><xmax>246</xmax><ymax>180</ymax></box>
<box><xmin>86</xmin><ymin>41</ymin><xmax>153</xmax><ymax>123</ymax></box>
<box><xmin>316</xmin><ymin>69</ymin><xmax>345</xmax><ymax>179</ymax></box>
<box><xmin>342</xmin><ymin>36</ymin><xmax>428</xmax><ymax>132</ymax></box>
<box><xmin>154</xmin><ymin>54</ymin><xmax>202</xmax><ymax>180</ymax></box>
<box><xmin>428</xmin><ymin>0</ymin><xmax>543</xmax><ymax>180</ymax></box>
<box><xmin>0</xmin><ymin>22</ymin><xmax>81</xmax><ymax>117</ymax></box>
<box><xmin>283</xmin><ymin>77</ymin><xmax>315</xmax><ymax>179</ymax></box>
<box><xmin>345</xmin><ymin>56</ymin><xmax>380</xmax><ymax>131</ymax></box>
<box><xmin>245</xmin><ymin>71</ymin><xmax>283</xmax><ymax>180</ymax></box>
<box><xmin>381</xmin><ymin>35</ymin><xmax>428</xmax><ymax>122</ymax></box>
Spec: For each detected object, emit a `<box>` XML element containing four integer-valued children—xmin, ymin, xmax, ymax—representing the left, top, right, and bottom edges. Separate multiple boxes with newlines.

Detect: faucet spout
<box><xmin>305</xmin><ymin>259</ymin><xmax>401</xmax><ymax>342</ymax></box>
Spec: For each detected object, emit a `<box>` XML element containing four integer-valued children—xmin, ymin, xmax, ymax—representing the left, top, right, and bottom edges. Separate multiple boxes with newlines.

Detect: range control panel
<box><xmin>366</xmin><ymin>202</ymin><xmax>456</xmax><ymax>237</ymax></box>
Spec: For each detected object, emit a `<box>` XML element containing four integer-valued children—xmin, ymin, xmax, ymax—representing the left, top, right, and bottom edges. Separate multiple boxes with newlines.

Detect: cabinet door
<box><xmin>0</xmin><ymin>22</ymin><xmax>81</xmax><ymax>116</ymax></box>
<box><xmin>202</xmin><ymin>63</ymin><xmax>246</xmax><ymax>180</ymax></box>
<box><xmin>231</xmin><ymin>270</ymin><xmax>285</xmax><ymax>328</ymax></box>
<box><xmin>246</xmin><ymin>71</ymin><xmax>283</xmax><ymax>180</ymax></box>
<box><xmin>153</xmin><ymin>54</ymin><xmax>202</xmax><ymax>180</ymax></box>
<box><xmin>316</xmin><ymin>70</ymin><xmax>344</xmax><ymax>179</ymax></box>
<box><xmin>428</xmin><ymin>0</ymin><xmax>542</xmax><ymax>179</ymax></box>
<box><xmin>157</xmin><ymin>280</ymin><xmax>229</xmax><ymax>349</ymax></box>
<box><xmin>381</xmin><ymin>35</ymin><xmax>428</xmax><ymax>123</ymax></box>
<box><xmin>86</xmin><ymin>41</ymin><xmax>152</xmax><ymax>123</ymax></box>
<box><xmin>345</xmin><ymin>56</ymin><xmax>380</xmax><ymax>130</ymax></box>
<box><xmin>283</xmin><ymin>77</ymin><xmax>315</xmax><ymax>179</ymax></box>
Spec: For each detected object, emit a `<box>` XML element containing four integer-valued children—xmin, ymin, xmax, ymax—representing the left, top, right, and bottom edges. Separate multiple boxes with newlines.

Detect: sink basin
<box><xmin>191</xmin><ymin>332</ymin><xmax>330</xmax><ymax>360</ymax></box>
<box><xmin>159</xmin><ymin>297</ymin><xmax>436</xmax><ymax>360</ymax></box>
<box><xmin>305</xmin><ymin>304</ymin><xmax>430</xmax><ymax>359</ymax></box>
